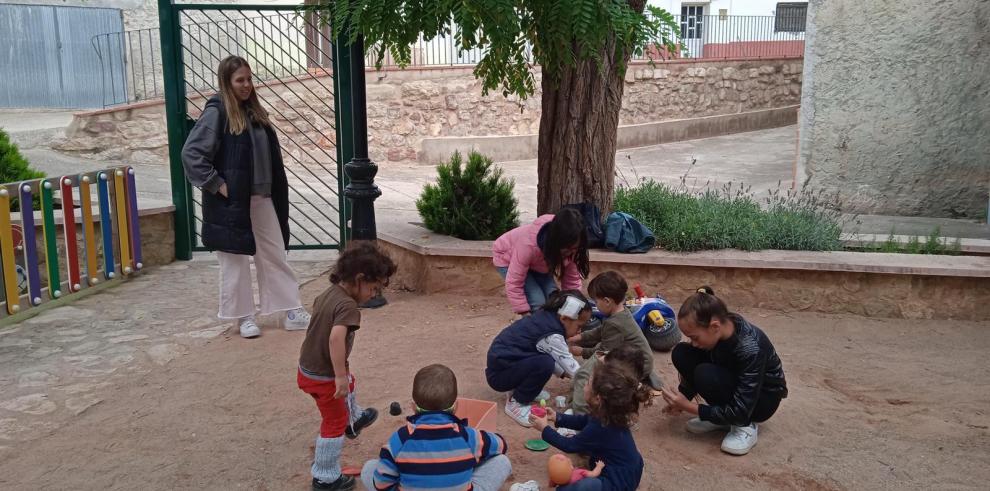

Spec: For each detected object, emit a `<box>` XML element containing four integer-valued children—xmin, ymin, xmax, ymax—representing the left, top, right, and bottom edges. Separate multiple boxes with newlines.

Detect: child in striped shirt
<box><xmin>362</xmin><ymin>364</ymin><xmax>512</xmax><ymax>491</ymax></box>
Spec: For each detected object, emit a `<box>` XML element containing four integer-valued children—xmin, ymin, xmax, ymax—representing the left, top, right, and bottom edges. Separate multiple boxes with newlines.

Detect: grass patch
<box><xmin>613</xmin><ymin>179</ymin><xmax>843</xmax><ymax>252</ymax></box>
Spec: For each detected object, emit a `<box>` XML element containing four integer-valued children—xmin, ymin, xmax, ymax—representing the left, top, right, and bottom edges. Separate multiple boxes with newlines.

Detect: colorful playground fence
<box><xmin>0</xmin><ymin>166</ymin><xmax>143</xmax><ymax>317</ymax></box>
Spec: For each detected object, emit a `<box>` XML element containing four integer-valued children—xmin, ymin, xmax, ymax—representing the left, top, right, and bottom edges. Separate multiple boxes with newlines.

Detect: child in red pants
<box><xmin>298</xmin><ymin>243</ymin><xmax>397</xmax><ymax>490</ymax></box>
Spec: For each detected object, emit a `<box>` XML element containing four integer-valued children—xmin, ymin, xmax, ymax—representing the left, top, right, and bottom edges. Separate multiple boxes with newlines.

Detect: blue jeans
<box><xmin>496</xmin><ymin>266</ymin><xmax>559</xmax><ymax>312</ymax></box>
<box><xmin>559</xmin><ymin>477</ymin><xmax>603</xmax><ymax>491</ymax></box>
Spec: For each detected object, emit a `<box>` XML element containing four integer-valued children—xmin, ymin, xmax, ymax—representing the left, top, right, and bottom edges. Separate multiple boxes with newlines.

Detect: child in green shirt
<box><xmin>567</xmin><ymin>271</ymin><xmax>661</xmax><ymax>413</ymax></box>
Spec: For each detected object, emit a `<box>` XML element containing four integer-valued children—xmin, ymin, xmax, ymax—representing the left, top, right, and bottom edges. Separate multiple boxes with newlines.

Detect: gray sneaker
<box><xmin>686</xmin><ymin>417</ymin><xmax>730</xmax><ymax>434</ymax></box>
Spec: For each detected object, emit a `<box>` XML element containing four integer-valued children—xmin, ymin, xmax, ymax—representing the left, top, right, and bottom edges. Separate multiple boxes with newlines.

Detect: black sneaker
<box><xmin>345</xmin><ymin>407</ymin><xmax>379</xmax><ymax>439</ymax></box>
<box><xmin>312</xmin><ymin>475</ymin><xmax>355</xmax><ymax>491</ymax></box>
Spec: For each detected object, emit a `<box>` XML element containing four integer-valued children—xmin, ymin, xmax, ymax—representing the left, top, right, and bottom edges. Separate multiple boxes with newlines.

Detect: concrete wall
<box><xmin>53</xmin><ymin>58</ymin><xmax>803</xmax><ymax>165</ymax></box>
<box><xmin>797</xmin><ymin>0</ymin><xmax>990</xmax><ymax>219</ymax></box>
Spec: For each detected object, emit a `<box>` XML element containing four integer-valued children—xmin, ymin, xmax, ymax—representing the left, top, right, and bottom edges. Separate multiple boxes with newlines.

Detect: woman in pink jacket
<box><xmin>492</xmin><ymin>208</ymin><xmax>591</xmax><ymax>314</ymax></box>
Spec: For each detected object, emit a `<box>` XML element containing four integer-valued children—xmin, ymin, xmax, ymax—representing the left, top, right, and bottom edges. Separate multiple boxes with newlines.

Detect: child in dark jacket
<box><xmin>530</xmin><ymin>359</ymin><xmax>651</xmax><ymax>491</ymax></box>
<box><xmin>661</xmin><ymin>286</ymin><xmax>788</xmax><ymax>456</ymax></box>
<box><xmin>362</xmin><ymin>364</ymin><xmax>511</xmax><ymax>491</ymax></box>
<box><xmin>486</xmin><ymin>290</ymin><xmax>592</xmax><ymax>427</ymax></box>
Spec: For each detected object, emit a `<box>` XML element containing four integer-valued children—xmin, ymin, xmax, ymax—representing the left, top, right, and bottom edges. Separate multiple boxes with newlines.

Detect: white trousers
<box><xmin>216</xmin><ymin>196</ymin><xmax>302</xmax><ymax>319</ymax></box>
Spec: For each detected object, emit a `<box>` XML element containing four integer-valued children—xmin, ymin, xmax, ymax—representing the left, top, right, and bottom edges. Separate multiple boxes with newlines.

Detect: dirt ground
<box><xmin>1</xmin><ymin>281</ymin><xmax>988</xmax><ymax>491</ymax></box>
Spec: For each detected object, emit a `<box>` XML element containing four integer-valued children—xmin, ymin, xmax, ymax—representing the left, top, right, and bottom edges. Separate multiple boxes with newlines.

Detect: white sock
<box><xmin>346</xmin><ymin>391</ymin><xmax>364</xmax><ymax>426</ymax></box>
<box><xmin>312</xmin><ymin>436</ymin><xmax>344</xmax><ymax>482</ymax></box>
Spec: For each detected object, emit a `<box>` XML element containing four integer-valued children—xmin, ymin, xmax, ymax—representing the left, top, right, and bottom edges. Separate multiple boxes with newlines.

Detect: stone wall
<box><xmin>378</xmin><ymin>239</ymin><xmax>990</xmax><ymax>321</ymax></box>
<box><xmin>797</xmin><ymin>0</ymin><xmax>990</xmax><ymax>219</ymax></box>
<box><xmin>54</xmin><ymin>58</ymin><xmax>802</xmax><ymax>165</ymax></box>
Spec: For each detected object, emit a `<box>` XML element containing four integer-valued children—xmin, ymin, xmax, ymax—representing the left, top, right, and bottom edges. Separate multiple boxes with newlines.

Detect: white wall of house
<box><xmin>648</xmin><ymin>1</ymin><xmax>807</xmax><ymax>17</ymax></box>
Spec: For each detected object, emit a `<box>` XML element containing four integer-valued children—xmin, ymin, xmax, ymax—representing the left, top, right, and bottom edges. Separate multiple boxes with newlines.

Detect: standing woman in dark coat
<box><xmin>181</xmin><ymin>55</ymin><xmax>311</xmax><ymax>338</ymax></box>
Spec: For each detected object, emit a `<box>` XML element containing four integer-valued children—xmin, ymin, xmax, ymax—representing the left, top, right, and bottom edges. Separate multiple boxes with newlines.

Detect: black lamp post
<box><xmin>343</xmin><ymin>34</ymin><xmax>387</xmax><ymax>308</ymax></box>
<box><xmin>343</xmin><ymin>34</ymin><xmax>381</xmax><ymax>241</ymax></box>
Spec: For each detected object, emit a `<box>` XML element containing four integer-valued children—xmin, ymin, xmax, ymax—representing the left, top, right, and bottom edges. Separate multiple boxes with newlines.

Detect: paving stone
<box><xmin>0</xmin><ymin>394</ymin><xmax>56</xmax><ymax>415</ymax></box>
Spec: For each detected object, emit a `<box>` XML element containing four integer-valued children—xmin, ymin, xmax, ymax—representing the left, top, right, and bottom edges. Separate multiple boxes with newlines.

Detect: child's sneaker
<box><xmin>721</xmin><ymin>423</ymin><xmax>758</xmax><ymax>455</ymax></box>
<box><xmin>238</xmin><ymin>316</ymin><xmax>261</xmax><ymax>338</ymax></box>
<box><xmin>509</xmin><ymin>480</ymin><xmax>540</xmax><ymax>491</ymax></box>
<box><xmin>686</xmin><ymin>417</ymin><xmax>730</xmax><ymax>434</ymax></box>
<box><xmin>345</xmin><ymin>408</ymin><xmax>378</xmax><ymax>439</ymax></box>
<box><xmin>284</xmin><ymin>307</ymin><xmax>311</xmax><ymax>331</ymax></box>
<box><xmin>311</xmin><ymin>475</ymin><xmax>355</xmax><ymax>490</ymax></box>
<box><xmin>505</xmin><ymin>396</ymin><xmax>532</xmax><ymax>427</ymax></box>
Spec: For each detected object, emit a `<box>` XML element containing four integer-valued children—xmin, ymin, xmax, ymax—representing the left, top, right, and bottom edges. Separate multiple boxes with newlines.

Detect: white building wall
<box><xmin>648</xmin><ymin>1</ymin><xmax>806</xmax><ymax>17</ymax></box>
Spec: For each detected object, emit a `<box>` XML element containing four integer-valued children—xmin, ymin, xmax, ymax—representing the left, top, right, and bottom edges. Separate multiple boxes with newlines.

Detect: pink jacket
<box><xmin>492</xmin><ymin>215</ymin><xmax>583</xmax><ymax>313</ymax></box>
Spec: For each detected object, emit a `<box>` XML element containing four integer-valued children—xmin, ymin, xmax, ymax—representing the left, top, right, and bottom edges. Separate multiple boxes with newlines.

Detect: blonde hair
<box><xmin>216</xmin><ymin>56</ymin><xmax>271</xmax><ymax>135</ymax></box>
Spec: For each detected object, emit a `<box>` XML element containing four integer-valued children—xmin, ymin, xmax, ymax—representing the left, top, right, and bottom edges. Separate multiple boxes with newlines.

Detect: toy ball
<box><xmin>389</xmin><ymin>401</ymin><xmax>402</xmax><ymax>416</ymax></box>
<box><xmin>548</xmin><ymin>454</ymin><xmax>573</xmax><ymax>485</ymax></box>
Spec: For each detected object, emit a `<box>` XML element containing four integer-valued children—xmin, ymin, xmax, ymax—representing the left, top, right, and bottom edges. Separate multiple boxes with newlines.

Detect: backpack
<box><xmin>562</xmin><ymin>202</ymin><xmax>605</xmax><ymax>249</ymax></box>
<box><xmin>604</xmin><ymin>212</ymin><xmax>656</xmax><ymax>253</ymax></box>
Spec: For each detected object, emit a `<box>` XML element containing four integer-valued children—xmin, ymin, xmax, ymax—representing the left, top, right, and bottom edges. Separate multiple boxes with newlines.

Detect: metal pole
<box><xmin>342</xmin><ymin>34</ymin><xmax>380</xmax><ymax>241</ymax></box>
<box><xmin>158</xmin><ymin>0</ymin><xmax>194</xmax><ymax>260</ymax></box>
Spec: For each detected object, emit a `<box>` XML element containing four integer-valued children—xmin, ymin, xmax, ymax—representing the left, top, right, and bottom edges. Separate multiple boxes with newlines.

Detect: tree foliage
<box><xmin>305</xmin><ymin>0</ymin><xmax>679</xmax><ymax>99</ymax></box>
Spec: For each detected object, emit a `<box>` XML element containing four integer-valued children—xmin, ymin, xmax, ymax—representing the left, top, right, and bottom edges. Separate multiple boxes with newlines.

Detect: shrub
<box><xmin>613</xmin><ymin>179</ymin><xmax>843</xmax><ymax>252</ymax></box>
<box><xmin>0</xmin><ymin>128</ymin><xmax>45</xmax><ymax>211</ymax></box>
<box><xmin>0</xmin><ymin>128</ymin><xmax>45</xmax><ymax>184</ymax></box>
<box><xmin>417</xmin><ymin>151</ymin><xmax>519</xmax><ymax>240</ymax></box>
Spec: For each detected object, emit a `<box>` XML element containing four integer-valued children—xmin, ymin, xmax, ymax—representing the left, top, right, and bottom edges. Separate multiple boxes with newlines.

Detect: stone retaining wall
<box><xmin>53</xmin><ymin>58</ymin><xmax>802</xmax><ymax>165</ymax></box>
<box><xmin>377</xmin><ymin>231</ymin><xmax>990</xmax><ymax>321</ymax></box>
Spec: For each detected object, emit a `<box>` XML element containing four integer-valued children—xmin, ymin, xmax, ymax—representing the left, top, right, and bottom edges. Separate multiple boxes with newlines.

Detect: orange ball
<box><xmin>547</xmin><ymin>453</ymin><xmax>573</xmax><ymax>485</ymax></box>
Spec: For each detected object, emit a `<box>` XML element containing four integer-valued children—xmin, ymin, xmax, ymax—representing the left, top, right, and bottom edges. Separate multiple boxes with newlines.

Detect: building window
<box><xmin>680</xmin><ymin>5</ymin><xmax>705</xmax><ymax>40</ymax></box>
<box><xmin>775</xmin><ymin>2</ymin><xmax>807</xmax><ymax>32</ymax></box>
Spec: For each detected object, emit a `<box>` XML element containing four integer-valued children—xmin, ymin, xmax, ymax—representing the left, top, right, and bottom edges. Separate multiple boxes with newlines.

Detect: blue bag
<box><xmin>604</xmin><ymin>212</ymin><xmax>656</xmax><ymax>253</ymax></box>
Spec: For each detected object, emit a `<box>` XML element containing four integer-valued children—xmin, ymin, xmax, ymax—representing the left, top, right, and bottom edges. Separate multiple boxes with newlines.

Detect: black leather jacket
<box><xmin>696</xmin><ymin>314</ymin><xmax>788</xmax><ymax>426</ymax></box>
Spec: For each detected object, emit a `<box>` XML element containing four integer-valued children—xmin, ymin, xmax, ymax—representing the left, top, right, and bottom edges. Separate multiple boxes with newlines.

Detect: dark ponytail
<box><xmin>542</xmin><ymin>208</ymin><xmax>590</xmax><ymax>280</ymax></box>
<box><xmin>677</xmin><ymin>285</ymin><xmax>731</xmax><ymax>327</ymax></box>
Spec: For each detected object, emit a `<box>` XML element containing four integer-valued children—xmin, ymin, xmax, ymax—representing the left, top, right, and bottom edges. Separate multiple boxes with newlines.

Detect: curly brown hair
<box><xmin>588</xmin><ymin>361</ymin><xmax>652</xmax><ymax>428</ymax></box>
<box><xmin>329</xmin><ymin>242</ymin><xmax>398</xmax><ymax>285</ymax></box>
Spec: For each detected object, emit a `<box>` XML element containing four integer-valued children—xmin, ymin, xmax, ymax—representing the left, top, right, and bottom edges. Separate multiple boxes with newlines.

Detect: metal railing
<box><xmin>94</xmin><ymin>14</ymin><xmax>805</xmax><ymax>106</ymax></box>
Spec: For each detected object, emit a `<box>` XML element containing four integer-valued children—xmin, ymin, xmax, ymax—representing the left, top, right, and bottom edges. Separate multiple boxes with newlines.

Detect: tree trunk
<box><xmin>536</xmin><ymin>37</ymin><xmax>631</xmax><ymax>216</ymax></box>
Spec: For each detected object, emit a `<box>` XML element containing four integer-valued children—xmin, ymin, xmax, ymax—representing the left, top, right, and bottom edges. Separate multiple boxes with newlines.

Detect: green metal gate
<box><xmin>159</xmin><ymin>2</ymin><xmax>351</xmax><ymax>259</ymax></box>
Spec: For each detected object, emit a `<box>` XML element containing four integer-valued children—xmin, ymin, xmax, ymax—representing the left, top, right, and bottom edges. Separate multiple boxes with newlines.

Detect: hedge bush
<box><xmin>614</xmin><ymin>179</ymin><xmax>843</xmax><ymax>252</ymax></box>
<box><xmin>417</xmin><ymin>151</ymin><xmax>519</xmax><ymax>240</ymax></box>
<box><xmin>0</xmin><ymin>128</ymin><xmax>45</xmax><ymax>211</ymax></box>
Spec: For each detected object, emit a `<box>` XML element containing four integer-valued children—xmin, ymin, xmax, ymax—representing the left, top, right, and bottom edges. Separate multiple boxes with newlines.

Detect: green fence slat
<box><xmin>40</xmin><ymin>181</ymin><xmax>61</xmax><ymax>298</ymax></box>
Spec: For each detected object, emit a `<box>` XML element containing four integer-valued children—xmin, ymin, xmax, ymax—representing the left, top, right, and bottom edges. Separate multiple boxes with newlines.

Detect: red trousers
<box><xmin>298</xmin><ymin>370</ymin><xmax>355</xmax><ymax>438</ymax></box>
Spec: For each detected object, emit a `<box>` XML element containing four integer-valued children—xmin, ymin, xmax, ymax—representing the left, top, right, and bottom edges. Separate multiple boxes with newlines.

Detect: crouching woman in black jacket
<box><xmin>661</xmin><ymin>286</ymin><xmax>787</xmax><ymax>456</ymax></box>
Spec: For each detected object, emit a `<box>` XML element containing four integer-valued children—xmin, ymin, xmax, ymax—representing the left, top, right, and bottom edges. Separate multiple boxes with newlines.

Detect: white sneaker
<box><xmin>238</xmin><ymin>317</ymin><xmax>261</xmax><ymax>338</ymax></box>
<box><xmin>509</xmin><ymin>480</ymin><xmax>540</xmax><ymax>491</ymax></box>
<box><xmin>721</xmin><ymin>424</ymin><xmax>758</xmax><ymax>455</ymax></box>
<box><xmin>686</xmin><ymin>417</ymin><xmax>730</xmax><ymax>434</ymax></box>
<box><xmin>283</xmin><ymin>308</ymin><xmax>311</xmax><ymax>331</ymax></box>
<box><xmin>505</xmin><ymin>396</ymin><xmax>532</xmax><ymax>427</ymax></box>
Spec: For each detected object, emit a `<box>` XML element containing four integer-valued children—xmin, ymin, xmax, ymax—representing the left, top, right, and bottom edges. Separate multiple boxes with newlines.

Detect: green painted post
<box><xmin>334</xmin><ymin>23</ymin><xmax>354</xmax><ymax>248</ymax></box>
<box><xmin>158</xmin><ymin>0</ymin><xmax>194</xmax><ymax>260</ymax></box>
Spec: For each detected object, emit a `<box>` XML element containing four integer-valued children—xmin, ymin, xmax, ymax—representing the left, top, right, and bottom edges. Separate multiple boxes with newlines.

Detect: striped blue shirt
<box><xmin>373</xmin><ymin>411</ymin><xmax>507</xmax><ymax>491</ymax></box>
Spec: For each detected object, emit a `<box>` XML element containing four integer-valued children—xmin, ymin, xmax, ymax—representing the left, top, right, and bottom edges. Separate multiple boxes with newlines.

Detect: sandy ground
<box><xmin>1</xmin><ymin>281</ymin><xmax>988</xmax><ymax>490</ymax></box>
